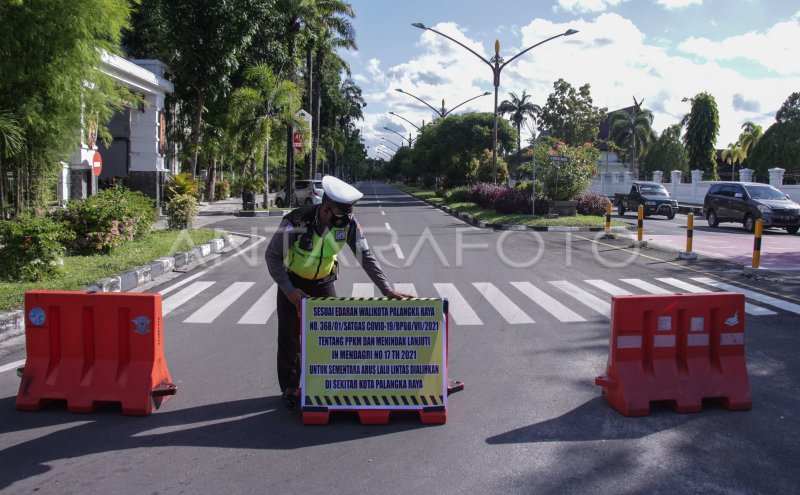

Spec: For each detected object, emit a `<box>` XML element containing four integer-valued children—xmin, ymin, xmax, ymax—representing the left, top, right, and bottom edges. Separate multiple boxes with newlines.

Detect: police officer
<box><xmin>265</xmin><ymin>175</ymin><xmax>413</xmax><ymax>408</ymax></box>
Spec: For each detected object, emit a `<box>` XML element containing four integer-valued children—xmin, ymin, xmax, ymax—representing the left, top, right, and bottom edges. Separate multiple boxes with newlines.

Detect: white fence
<box><xmin>590</xmin><ymin>167</ymin><xmax>800</xmax><ymax>205</ymax></box>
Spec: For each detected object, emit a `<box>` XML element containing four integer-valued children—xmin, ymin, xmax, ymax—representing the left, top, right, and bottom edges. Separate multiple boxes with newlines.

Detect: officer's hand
<box><xmin>386</xmin><ymin>290</ymin><xmax>415</xmax><ymax>299</ymax></box>
<box><xmin>289</xmin><ymin>288</ymin><xmax>308</xmax><ymax>316</ymax></box>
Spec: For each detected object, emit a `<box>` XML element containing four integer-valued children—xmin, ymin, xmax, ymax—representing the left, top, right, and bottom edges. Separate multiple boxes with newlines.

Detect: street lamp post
<box><xmin>412</xmin><ymin>23</ymin><xmax>578</xmax><ymax>184</ymax></box>
<box><xmin>388</xmin><ymin>111</ymin><xmax>421</xmax><ymax>130</ymax></box>
<box><xmin>383</xmin><ymin>126</ymin><xmax>415</xmax><ymax>146</ymax></box>
<box><xmin>395</xmin><ymin>88</ymin><xmax>491</xmax><ymax>118</ymax></box>
<box><xmin>380</xmin><ymin>136</ymin><xmax>401</xmax><ymax>150</ymax></box>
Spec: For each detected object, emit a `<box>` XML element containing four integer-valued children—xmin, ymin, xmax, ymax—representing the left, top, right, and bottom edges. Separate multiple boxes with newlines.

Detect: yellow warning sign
<box><xmin>301</xmin><ymin>297</ymin><xmax>447</xmax><ymax>409</ymax></box>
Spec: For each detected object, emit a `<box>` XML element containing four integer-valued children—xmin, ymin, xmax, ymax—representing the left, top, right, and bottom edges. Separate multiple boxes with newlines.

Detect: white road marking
<box><xmin>352</xmin><ymin>283</ymin><xmax>375</xmax><ymax>297</ymax></box>
<box><xmin>184</xmin><ymin>282</ymin><xmax>255</xmax><ymax>323</ymax></box>
<box><xmin>385</xmin><ymin>222</ymin><xmax>391</xmax><ymax>230</ymax></box>
<box><xmin>549</xmin><ymin>281</ymin><xmax>611</xmax><ymax>318</ymax></box>
<box><xmin>656</xmin><ymin>277</ymin><xmax>775</xmax><ymax>316</ymax></box>
<box><xmin>393</xmin><ymin>243</ymin><xmax>405</xmax><ymax>259</ymax></box>
<box><xmin>433</xmin><ymin>283</ymin><xmax>483</xmax><ymax>326</ymax></box>
<box><xmin>692</xmin><ymin>277</ymin><xmax>792</xmax><ymax>314</ymax></box>
<box><xmin>511</xmin><ymin>282</ymin><xmax>586</xmax><ymax>322</ymax></box>
<box><xmin>163</xmin><ymin>281</ymin><xmax>215</xmax><ymax>315</ymax></box>
<box><xmin>393</xmin><ymin>283</ymin><xmax>418</xmax><ymax>297</ymax></box>
<box><xmin>381</xmin><ymin>211</ymin><xmax>385</xmax><ymax>215</ymax></box>
<box><xmin>237</xmin><ymin>284</ymin><xmax>279</xmax><ymax>324</ymax></box>
<box><xmin>585</xmin><ymin>279</ymin><xmax>633</xmax><ymax>296</ymax></box>
<box><xmin>620</xmin><ymin>278</ymin><xmax>674</xmax><ymax>294</ymax></box>
<box><xmin>472</xmin><ymin>282</ymin><xmax>534</xmax><ymax>324</ymax></box>
<box><xmin>0</xmin><ymin>358</ymin><xmax>25</xmax><ymax>374</ymax></box>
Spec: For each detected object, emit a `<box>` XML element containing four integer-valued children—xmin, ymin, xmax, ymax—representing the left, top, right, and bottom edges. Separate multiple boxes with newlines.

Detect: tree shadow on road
<box><xmin>0</xmin><ymin>394</ymin><xmax>427</xmax><ymax>490</ymax></box>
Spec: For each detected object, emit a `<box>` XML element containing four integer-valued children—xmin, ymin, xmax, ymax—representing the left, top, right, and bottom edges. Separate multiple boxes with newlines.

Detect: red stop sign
<box><xmin>92</xmin><ymin>151</ymin><xmax>103</xmax><ymax>177</ymax></box>
<box><xmin>293</xmin><ymin>132</ymin><xmax>303</xmax><ymax>151</ymax></box>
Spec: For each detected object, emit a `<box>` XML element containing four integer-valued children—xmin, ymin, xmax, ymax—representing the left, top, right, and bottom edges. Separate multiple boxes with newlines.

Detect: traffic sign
<box><xmin>92</xmin><ymin>151</ymin><xmax>103</xmax><ymax>177</ymax></box>
<box><xmin>293</xmin><ymin>132</ymin><xmax>303</xmax><ymax>151</ymax></box>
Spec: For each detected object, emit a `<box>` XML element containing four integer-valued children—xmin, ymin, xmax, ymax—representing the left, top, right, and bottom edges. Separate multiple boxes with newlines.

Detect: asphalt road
<box><xmin>1</xmin><ymin>183</ymin><xmax>799</xmax><ymax>494</ymax></box>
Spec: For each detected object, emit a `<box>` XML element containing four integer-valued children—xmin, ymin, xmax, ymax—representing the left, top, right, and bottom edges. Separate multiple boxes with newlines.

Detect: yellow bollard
<box><xmin>637</xmin><ymin>204</ymin><xmax>644</xmax><ymax>242</ymax></box>
<box><xmin>752</xmin><ymin>219</ymin><xmax>763</xmax><ymax>268</ymax></box>
<box><xmin>605</xmin><ymin>202</ymin><xmax>612</xmax><ymax>235</ymax></box>
<box><xmin>679</xmin><ymin>212</ymin><xmax>697</xmax><ymax>260</ymax></box>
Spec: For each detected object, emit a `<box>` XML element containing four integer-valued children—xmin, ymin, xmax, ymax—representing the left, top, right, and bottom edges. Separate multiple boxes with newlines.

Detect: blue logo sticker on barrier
<box><xmin>132</xmin><ymin>316</ymin><xmax>152</xmax><ymax>335</ymax></box>
<box><xmin>28</xmin><ymin>307</ymin><xmax>46</xmax><ymax>326</ymax></box>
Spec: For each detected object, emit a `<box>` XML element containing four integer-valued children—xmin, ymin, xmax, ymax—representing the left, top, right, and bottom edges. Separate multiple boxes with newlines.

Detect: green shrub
<box><xmin>214</xmin><ymin>179</ymin><xmax>230</xmax><ymax>201</ymax></box>
<box><xmin>164</xmin><ymin>172</ymin><xmax>201</xmax><ymax>202</ymax></box>
<box><xmin>51</xmin><ymin>186</ymin><xmax>156</xmax><ymax>254</ymax></box>
<box><xmin>0</xmin><ymin>215</ymin><xmax>72</xmax><ymax>281</ymax></box>
<box><xmin>166</xmin><ymin>194</ymin><xmax>198</xmax><ymax>230</ymax></box>
<box><xmin>444</xmin><ymin>186</ymin><xmax>470</xmax><ymax>203</ymax></box>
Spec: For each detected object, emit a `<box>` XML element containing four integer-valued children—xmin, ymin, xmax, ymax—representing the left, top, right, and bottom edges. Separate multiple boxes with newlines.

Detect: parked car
<box><xmin>703</xmin><ymin>182</ymin><xmax>800</xmax><ymax>234</ymax></box>
<box><xmin>615</xmin><ymin>181</ymin><xmax>678</xmax><ymax>219</ymax></box>
<box><xmin>274</xmin><ymin>179</ymin><xmax>324</xmax><ymax>208</ymax></box>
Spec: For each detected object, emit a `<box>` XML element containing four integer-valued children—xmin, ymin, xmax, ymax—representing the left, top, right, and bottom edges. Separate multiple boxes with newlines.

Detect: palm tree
<box><xmin>609</xmin><ymin>99</ymin><xmax>654</xmax><ymax>178</ymax></box>
<box><xmin>722</xmin><ymin>141</ymin><xmax>746</xmax><ymax>180</ymax></box>
<box><xmin>738</xmin><ymin>121</ymin><xmax>763</xmax><ymax>157</ymax></box>
<box><xmin>498</xmin><ymin>90</ymin><xmax>540</xmax><ymax>179</ymax></box>
<box><xmin>230</xmin><ymin>65</ymin><xmax>300</xmax><ymax>206</ymax></box>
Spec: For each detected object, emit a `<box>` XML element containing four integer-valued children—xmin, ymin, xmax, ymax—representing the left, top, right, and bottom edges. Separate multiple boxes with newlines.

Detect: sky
<box><xmin>338</xmin><ymin>0</ymin><xmax>800</xmax><ymax>159</ymax></box>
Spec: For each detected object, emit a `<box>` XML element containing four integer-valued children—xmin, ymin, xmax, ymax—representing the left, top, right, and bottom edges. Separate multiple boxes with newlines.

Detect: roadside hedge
<box><xmin>0</xmin><ymin>215</ymin><xmax>72</xmax><ymax>281</ymax></box>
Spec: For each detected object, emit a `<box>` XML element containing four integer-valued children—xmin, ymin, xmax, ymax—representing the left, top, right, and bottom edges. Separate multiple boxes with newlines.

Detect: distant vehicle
<box><xmin>274</xmin><ymin>179</ymin><xmax>324</xmax><ymax>208</ymax></box>
<box><xmin>703</xmin><ymin>182</ymin><xmax>800</xmax><ymax>234</ymax></box>
<box><xmin>615</xmin><ymin>181</ymin><xmax>678</xmax><ymax>219</ymax></box>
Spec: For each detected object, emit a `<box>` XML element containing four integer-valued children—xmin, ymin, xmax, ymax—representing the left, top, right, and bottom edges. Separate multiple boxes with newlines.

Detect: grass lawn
<box><xmin>0</xmin><ymin>228</ymin><xmax>225</xmax><ymax>313</ymax></box>
<box><xmin>392</xmin><ymin>184</ymin><xmax>628</xmax><ymax>228</ymax></box>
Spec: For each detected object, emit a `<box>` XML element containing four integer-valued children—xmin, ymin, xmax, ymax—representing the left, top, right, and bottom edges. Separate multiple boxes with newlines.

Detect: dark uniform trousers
<box><xmin>276</xmin><ymin>271</ymin><xmax>336</xmax><ymax>392</ymax></box>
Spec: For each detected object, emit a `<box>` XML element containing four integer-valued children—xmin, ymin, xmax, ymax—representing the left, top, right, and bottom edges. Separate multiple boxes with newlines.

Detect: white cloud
<box><xmin>556</xmin><ymin>0</ymin><xmax>628</xmax><ymax>13</ymax></box>
<box><xmin>655</xmin><ymin>0</ymin><xmax>703</xmax><ymax>9</ymax></box>
<box><xmin>356</xmin><ymin>12</ymin><xmax>800</xmax><ymax>159</ymax></box>
<box><xmin>678</xmin><ymin>10</ymin><xmax>800</xmax><ymax>76</ymax></box>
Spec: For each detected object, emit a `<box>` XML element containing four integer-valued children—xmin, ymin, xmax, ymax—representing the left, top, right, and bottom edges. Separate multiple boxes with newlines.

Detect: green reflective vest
<box><xmin>285</xmin><ymin>225</ymin><xmax>347</xmax><ymax>280</ymax></box>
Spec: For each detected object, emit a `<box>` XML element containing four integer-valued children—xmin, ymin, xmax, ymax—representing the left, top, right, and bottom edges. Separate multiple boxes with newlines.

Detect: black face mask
<box><xmin>330</xmin><ymin>212</ymin><xmax>352</xmax><ymax>228</ymax></box>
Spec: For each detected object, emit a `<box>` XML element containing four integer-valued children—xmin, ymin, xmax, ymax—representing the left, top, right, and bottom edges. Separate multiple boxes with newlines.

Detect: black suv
<box><xmin>703</xmin><ymin>182</ymin><xmax>800</xmax><ymax>234</ymax></box>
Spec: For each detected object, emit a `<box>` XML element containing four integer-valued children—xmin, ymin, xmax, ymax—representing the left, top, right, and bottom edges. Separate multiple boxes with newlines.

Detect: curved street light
<box><xmin>412</xmin><ymin>22</ymin><xmax>578</xmax><ymax>183</ymax></box>
<box><xmin>376</xmin><ymin>148</ymin><xmax>394</xmax><ymax>160</ymax></box>
<box><xmin>388</xmin><ymin>111</ymin><xmax>421</xmax><ymax>130</ymax></box>
<box><xmin>383</xmin><ymin>126</ymin><xmax>415</xmax><ymax>146</ymax></box>
<box><xmin>380</xmin><ymin>136</ymin><xmax>401</xmax><ymax>149</ymax></box>
<box><xmin>395</xmin><ymin>88</ymin><xmax>491</xmax><ymax>118</ymax></box>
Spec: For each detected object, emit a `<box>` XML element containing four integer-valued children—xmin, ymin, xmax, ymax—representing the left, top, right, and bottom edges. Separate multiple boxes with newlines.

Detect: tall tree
<box><xmin>0</xmin><ymin>0</ymin><xmax>136</xmax><ymax>214</ymax></box>
<box><xmin>682</xmin><ymin>92</ymin><xmax>720</xmax><ymax>179</ymax></box>
<box><xmin>0</xmin><ymin>111</ymin><xmax>24</xmax><ymax>218</ymax></box>
<box><xmin>609</xmin><ymin>100</ymin><xmax>654</xmax><ymax>178</ymax></box>
<box><xmin>498</xmin><ymin>90</ymin><xmax>540</xmax><ymax>177</ymax></box>
<box><xmin>748</xmin><ymin>92</ymin><xmax>800</xmax><ymax>180</ymax></box>
<box><xmin>230</xmin><ymin>65</ymin><xmax>300</xmax><ymax>206</ymax></box>
<box><xmin>539</xmin><ymin>78</ymin><xmax>607</xmax><ymax>147</ymax></box>
<box><xmin>641</xmin><ymin>123</ymin><xmax>689</xmax><ymax>177</ymax></box>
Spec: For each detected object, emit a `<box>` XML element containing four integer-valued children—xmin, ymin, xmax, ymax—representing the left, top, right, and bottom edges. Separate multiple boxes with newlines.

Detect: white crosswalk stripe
<box><xmin>184</xmin><ymin>282</ymin><xmax>255</xmax><ymax>323</ymax></box>
<box><xmin>433</xmin><ymin>283</ymin><xmax>483</xmax><ymax>325</ymax></box>
<box><xmin>351</xmin><ymin>283</ymin><xmax>375</xmax><ymax>297</ymax></box>
<box><xmin>238</xmin><ymin>284</ymin><xmax>278</xmax><ymax>324</ymax></box>
<box><xmin>393</xmin><ymin>283</ymin><xmax>418</xmax><ymax>297</ymax></box>
<box><xmin>550</xmin><ymin>281</ymin><xmax>611</xmax><ymax>318</ymax></box>
<box><xmin>510</xmin><ymin>282</ymin><xmax>585</xmax><ymax>322</ymax></box>
<box><xmin>620</xmin><ymin>278</ymin><xmax>674</xmax><ymax>294</ymax></box>
<box><xmin>585</xmin><ymin>279</ymin><xmax>632</xmax><ymax>296</ymax></box>
<box><xmin>691</xmin><ymin>277</ymin><xmax>795</xmax><ymax>314</ymax></box>
<box><xmin>472</xmin><ymin>282</ymin><xmax>534</xmax><ymax>324</ymax></box>
<box><xmin>656</xmin><ymin>277</ymin><xmax>776</xmax><ymax>316</ymax></box>
<box><xmin>159</xmin><ymin>276</ymin><xmax>794</xmax><ymax>326</ymax></box>
<box><xmin>163</xmin><ymin>281</ymin><xmax>215</xmax><ymax>316</ymax></box>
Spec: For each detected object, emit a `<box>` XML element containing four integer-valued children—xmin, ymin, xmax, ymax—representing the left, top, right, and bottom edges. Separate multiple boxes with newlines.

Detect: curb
<box><xmin>0</xmin><ymin>234</ymin><xmax>234</xmax><ymax>343</ymax></box>
<box><xmin>235</xmin><ymin>210</ymin><xmax>289</xmax><ymax>217</ymax></box>
<box><xmin>399</xmin><ymin>188</ymin><xmax>631</xmax><ymax>233</ymax></box>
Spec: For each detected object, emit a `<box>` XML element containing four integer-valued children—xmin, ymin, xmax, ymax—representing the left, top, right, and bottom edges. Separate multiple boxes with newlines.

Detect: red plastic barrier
<box><xmin>595</xmin><ymin>293</ymin><xmax>751</xmax><ymax>416</ymax></box>
<box><xmin>17</xmin><ymin>290</ymin><xmax>176</xmax><ymax>416</ymax></box>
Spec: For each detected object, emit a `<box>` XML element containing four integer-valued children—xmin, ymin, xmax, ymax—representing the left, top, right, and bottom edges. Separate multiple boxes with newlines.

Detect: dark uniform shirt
<box><xmin>265</xmin><ymin>204</ymin><xmax>392</xmax><ymax>296</ymax></box>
